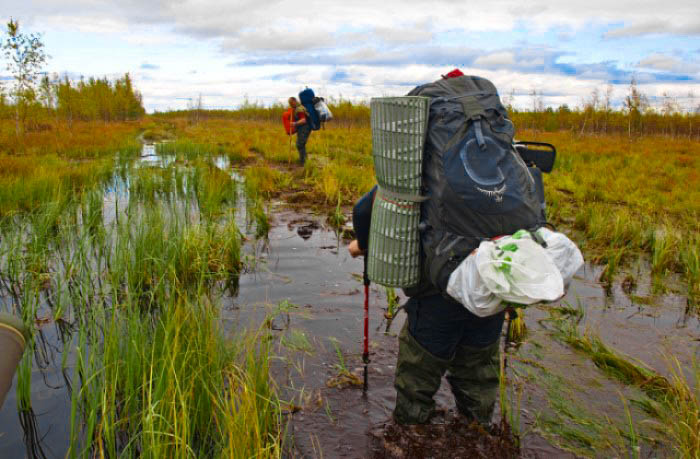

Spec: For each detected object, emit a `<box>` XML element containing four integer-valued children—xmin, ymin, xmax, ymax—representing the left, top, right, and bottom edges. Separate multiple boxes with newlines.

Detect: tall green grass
<box><xmin>68</xmin><ymin>297</ymin><xmax>281</xmax><ymax>458</ymax></box>
<box><xmin>1</xmin><ymin>147</ymin><xmax>282</xmax><ymax>457</ymax></box>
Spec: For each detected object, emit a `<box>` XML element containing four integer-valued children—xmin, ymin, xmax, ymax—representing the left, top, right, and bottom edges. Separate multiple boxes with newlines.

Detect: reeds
<box><xmin>0</xmin><ymin>136</ymin><xmax>282</xmax><ymax>457</ymax></box>
<box><xmin>67</xmin><ymin>296</ymin><xmax>281</xmax><ymax>458</ymax></box>
<box><xmin>654</xmin><ymin>356</ymin><xmax>699</xmax><ymax>458</ymax></box>
<box><xmin>549</xmin><ymin>312</ymin><xmax>699</xmax><ymax>457</ymax></box>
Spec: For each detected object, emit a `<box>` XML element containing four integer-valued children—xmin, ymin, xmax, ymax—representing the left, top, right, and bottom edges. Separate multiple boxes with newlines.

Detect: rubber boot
<box><xmin>445</xmin><ymin>340</ymin><xmax>500</xmax><ymax>425</ymax></box>
<box><xmin>393</xmin><ymin>322</ymin><xmax>449</xmax><ymax>424</ymax></box>
<box><xmin>0</xmin><ymin>313</ymin><xmax>28</xmax><ymax>409</ymax></box>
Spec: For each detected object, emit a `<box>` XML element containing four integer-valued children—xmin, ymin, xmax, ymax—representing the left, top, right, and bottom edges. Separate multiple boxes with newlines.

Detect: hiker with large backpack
<box><xmin>350</xmin><ymin>185</ymin><xmax>504</xmax><ymax>425</ymax></box>
<box><xmin>284</xmin><ymin>88</ymin><xmax>332</xmax><ymax>166</ymax></box>
<box><xmin>287</xmin><ymin>97</ymin><xmax>312</xmax><ymax>165</ymax></box>
<box><xmin>348</xmin><ymin>70</ymin><xmax>574</xmax><ymax>425</ymax></box>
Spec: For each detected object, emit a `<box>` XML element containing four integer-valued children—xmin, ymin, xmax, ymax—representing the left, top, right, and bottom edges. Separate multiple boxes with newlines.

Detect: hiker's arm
<box><xmin>292</xmin><ymin>113</ymin><xmax>307</xmax><ymax>127</ymax></box>
<box><xmin>349</xmin><ymin>185</ymin><xmax>377</xmax><ymax>257</ymax></box>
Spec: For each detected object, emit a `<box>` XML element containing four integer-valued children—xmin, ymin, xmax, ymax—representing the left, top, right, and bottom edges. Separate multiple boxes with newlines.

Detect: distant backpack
<box><xmin>403</xmin><ymin>75</ymin><xmax>547</xmax><ymax>298</ymax></box>
<box><xmin>299</xmin><ymin>88</ymin><xmax>321</xmax><ymax>130</ymax></box>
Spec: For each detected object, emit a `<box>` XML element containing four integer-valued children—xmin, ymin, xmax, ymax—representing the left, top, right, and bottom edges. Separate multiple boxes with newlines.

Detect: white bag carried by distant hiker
<box><xmin>314</xmin><ymin>98</ymin><xmax>333</xmax><ymax>122</ymax></box>
<box><xmin>447</xmin><ymin>229</ymin><xmax>582</xmax><ymax>317</ymax></box>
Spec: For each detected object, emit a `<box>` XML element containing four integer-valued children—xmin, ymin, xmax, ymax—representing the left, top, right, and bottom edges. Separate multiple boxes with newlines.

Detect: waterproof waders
<box><xmin>393</xmin><ymin>322</ymin><xmax>500</xmax><ymax>424</ymax></box>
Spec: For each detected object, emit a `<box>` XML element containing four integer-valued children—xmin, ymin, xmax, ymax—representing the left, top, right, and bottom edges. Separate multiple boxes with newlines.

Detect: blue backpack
<box><xmin>299</xmin><ymin>88</ymin><xmax>321</xmax><ymax>131</ymax></box>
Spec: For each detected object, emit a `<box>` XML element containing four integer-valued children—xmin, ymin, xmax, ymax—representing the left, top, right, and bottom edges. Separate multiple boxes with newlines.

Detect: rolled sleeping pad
<box><xmin>367</xmin><ymin>96</ymin><xmax>430</xmax><ymax>288</ymax></box>
<box><xmin>0</xmin><ymin>313</ymin><xmax>29</xmax><ymax>410</ymax></box>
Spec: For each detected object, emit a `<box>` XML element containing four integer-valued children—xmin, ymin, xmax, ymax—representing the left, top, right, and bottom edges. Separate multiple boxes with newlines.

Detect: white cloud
<box><xmin>638</xmin><ymin>53</ymin><xmax>700</xmax><ymax>74</ymax></box>
<box><xmin>222</xmin><ymin>28</ymin><xmax>335</xmax><ymax>52</ymax></box>
<box><xmin>6</xmin><ymin>0</ymin><xmax>699</xmax><ymax>113</ymax></box>
<box><xmin>474</xmin><ymin>52</ymin><xmax>516</xmax><ymax>68</ymax></box>
<box><xmin>7</xmin><ymin>0</ymin><xmax>700</xmax><ymax>41</ymax></box>
<box><xmin>373</xmin><ymin>23</ymin><xmax>434</xmax><ymax>44</ymax></box>
<box><xmin>639</xmin><ymin>54</ymin><xmax>683</xmax><ymax>71</ymax></box>
<box><xmin>605</xmin><ymin>20</ymin><xmax>700</xmax><ymax>38</ymax></box>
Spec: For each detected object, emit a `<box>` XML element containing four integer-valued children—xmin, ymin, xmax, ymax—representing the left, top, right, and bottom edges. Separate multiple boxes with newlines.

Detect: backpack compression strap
<box><xmin>431</xmin><ymin>91</ymin><xmax>496</xmax><ymax>150</ymax></box>
<box><xmin>378</xmin><ymin>186</ymin><xmax>428</xmax><ymax>204</ymax></box>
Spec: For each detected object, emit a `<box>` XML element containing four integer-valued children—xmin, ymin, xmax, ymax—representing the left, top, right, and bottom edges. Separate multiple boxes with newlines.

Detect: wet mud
<box><xmin>243</xmin><ymin>210</ymin><xmax>697</xmax><ymax>458</ymax></box>
<box><xmin>368</xmin><ymin>419</ymin><xmax>518</xmax><ymax>459</ymax></box>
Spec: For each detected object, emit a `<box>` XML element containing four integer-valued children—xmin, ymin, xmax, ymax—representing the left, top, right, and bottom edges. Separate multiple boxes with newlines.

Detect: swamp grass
<box><xmin>0</xmin><ymin>119</ymin><xmax>142</xmax><ymax>217</ymax></box>
<box><xmin>0</xmin><ymin>152</ymin><xmax>282</xmax><ymax>457</ymax></box>
<box><xmin>545</xmin><ymin>309</ymin><xmax>699</xmax><ymax>457</ymax></box>
<box><xmin>68</xmin><ymin>295</ymin><xmax>282</xmax><ymax>459</ymax></box>
<box><xmin>160</xmin><ymin>117</ymin><xmax>699</xmax><ymax>302</ymax></box>
<box><xmin>1</xmin><ymin>113</ymin><xmax>697</xmax><ymax>456</ymax></box>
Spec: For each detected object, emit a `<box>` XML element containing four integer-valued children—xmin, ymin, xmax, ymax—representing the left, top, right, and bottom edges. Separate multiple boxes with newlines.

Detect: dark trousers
<box><xmin>393</xmin><ymin>296</ymin><xmax>505</xmax><ymax>425</ymax></box>
<box><xmin>296</xmin><ymin>124</ymin><xmax>311</xmax><ymax>165</ymax></box>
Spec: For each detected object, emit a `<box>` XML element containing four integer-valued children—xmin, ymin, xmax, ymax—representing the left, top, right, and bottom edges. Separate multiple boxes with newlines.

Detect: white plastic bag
<box><xmin>445</xmin><ymin>251</ymin><xmax>504</xmax><ymax>318</ymax></box>
<box><xmin>314</xmin><ymin>99</ymin><xmax>333</xmax><ymax>122</ymax></box>
<box><xmin>447</xmin><ymin>229</ymin><xmax>583</xmax><ymax>317</ymax></box>
<box><xmin>536</xmin><ymin>227</ymin><xmax>584</xmax><ymax>286</ymax></box>
<box><xmin>475</xmin><ymin>236</ymin><xmax>564</xmax><ymax>305</ymax></box>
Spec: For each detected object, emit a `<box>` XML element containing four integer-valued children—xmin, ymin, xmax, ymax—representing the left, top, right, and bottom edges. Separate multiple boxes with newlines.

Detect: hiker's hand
<box><xmin>348</xmin><ymin>240</ymin><xmax>364</xmax><ymax>258</ymax></box>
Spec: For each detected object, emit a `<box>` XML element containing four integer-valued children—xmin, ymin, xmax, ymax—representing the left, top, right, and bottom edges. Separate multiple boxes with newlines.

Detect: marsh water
<box><xmin>0</xmin><ymin>145</ymin><xmax>698</xmax><ymax>458</ymax></box>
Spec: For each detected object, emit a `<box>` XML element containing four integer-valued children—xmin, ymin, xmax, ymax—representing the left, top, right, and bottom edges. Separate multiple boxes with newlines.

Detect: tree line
<box><xmin>155</xmin><ymin>93</ymin><xmax>700</xmax><ymax>139</ymax></box>
<box><xmin>509</xmin><ymin>81</ymin><xmax>699</xmax><ymax>138</ymax></box>
<box><xmin>1</xmin><ymin>19</ymin><xmax>145</xmax><ymax>135</ymax></box>
<box><xmin>2</xmin><ymin>18</ymin><xmax>698</xmax><ymax>138</ymax></box>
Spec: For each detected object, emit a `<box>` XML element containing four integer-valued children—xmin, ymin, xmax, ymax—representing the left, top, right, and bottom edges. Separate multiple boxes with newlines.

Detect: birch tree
<box><xmin>2</xmin><ymin>19</ymin><xmax>48</xmax><ymax>135</ymax></box>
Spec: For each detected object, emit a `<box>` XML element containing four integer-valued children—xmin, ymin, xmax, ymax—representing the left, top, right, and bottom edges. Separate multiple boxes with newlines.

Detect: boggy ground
<box><xmin>219</xmin><ymin>204</ymin><xmax>693</xmax><ymax>458</ymax></box>
<box><xmin>156</xmin><ymin>118</ymin><xmax>697</xmax><ymax>457</ymax></box>
<box><xmin>0</xmin><ymin>117</ymin><xmax>697</xmax><ymax>458</ymax></box>
<box><xmin>157</xmin><ymin>116</ymin><xmax>699</xmax><ymax>306</ymax></box>
<box><xmin>368</xmin><ymin>420</ymin><xmax>518</xmax><ymax>459</ymax></box>
<box><xmin>260</xmin><ymin>212</ymin><xmax>696</xmax><ymax>458</ymax></box>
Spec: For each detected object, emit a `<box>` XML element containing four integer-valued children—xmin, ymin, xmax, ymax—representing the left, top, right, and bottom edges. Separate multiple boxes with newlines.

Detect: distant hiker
<box><xmin>288</xmin><ymin>97</ymin><xmax>311</xmax><ymax>165</ymax></box>
<box><xmin>348</xmin><ymin>69</ymin><xmax>549</xmax><ymax>426</ymax></box>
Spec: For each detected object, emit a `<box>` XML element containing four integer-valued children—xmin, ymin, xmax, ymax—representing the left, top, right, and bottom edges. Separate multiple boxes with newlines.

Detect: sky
<box><xmin>1</xmin><ymin>0</ymin><xmax>699</xmax><ymax>113</ymax></box>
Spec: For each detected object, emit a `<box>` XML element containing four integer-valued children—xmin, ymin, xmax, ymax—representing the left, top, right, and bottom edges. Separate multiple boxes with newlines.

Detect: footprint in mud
<box><xmin>369</xmin><ymin>416</ymin><xmax>519</xmax><ymax>459</ymax></box>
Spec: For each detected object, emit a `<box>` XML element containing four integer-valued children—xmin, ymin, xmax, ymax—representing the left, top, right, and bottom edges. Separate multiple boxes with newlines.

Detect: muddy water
<box><xmin>1</xmin><ymin>202</ymin><xmax>697</xmax><ymax>457</ymax></box>
<box><xmin>1</xmin><ymin>147</ymin><xmax>698</xmax><ymax>457</ymax></box>
<box><xmin>245</xmin><ymin>213</ymin><xmax>697</xmax><ymax>458</ymax></box>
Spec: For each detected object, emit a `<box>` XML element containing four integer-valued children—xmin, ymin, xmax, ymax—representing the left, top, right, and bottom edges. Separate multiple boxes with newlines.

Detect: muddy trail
<box><xmin>221</xmin><ymin>208</ymin><xmax>697</xmax><ymax>458</ymax></box>
<box><xmin>0</xmin><ymin>146</ymin><xmax>697</xmax><ymax>458</ymax></box>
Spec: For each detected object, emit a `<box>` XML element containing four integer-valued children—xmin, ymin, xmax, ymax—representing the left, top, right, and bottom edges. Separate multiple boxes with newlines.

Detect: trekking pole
<box><xmin>503</xmin><ymin>306</ymin><xmax>514</xmax><ymax>366</ymax></box>
<box><xmin>362</xmin><ymin>255</ymin><xmax>370</xmax><ymax>395</ymax></box>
